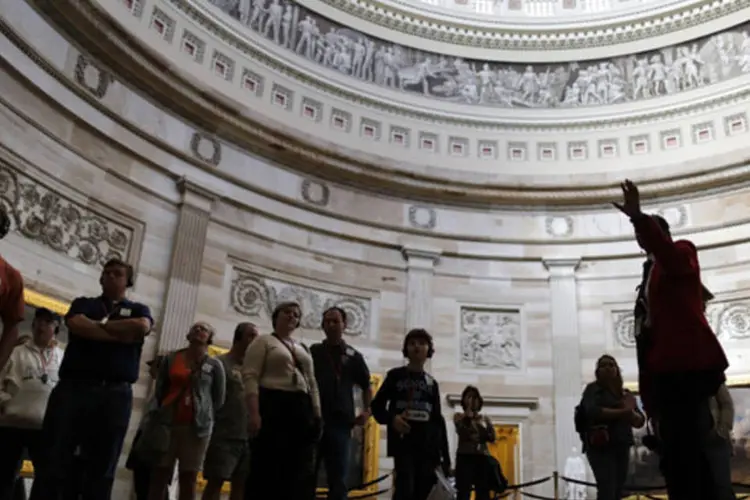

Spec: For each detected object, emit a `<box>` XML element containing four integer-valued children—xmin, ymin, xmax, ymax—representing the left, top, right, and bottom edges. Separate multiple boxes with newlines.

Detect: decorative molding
<box><xmin>543</xmin><ymin>258</ymin><xmax>581</xmax><ymax>276</ymax></box>
<box><xmin>230</xmin><ymin>268</ymin><xmax>371</xmax><ymax>336</ymax></box>
<box><xmin>656</xmin><ymin>205</ymin><xmax>688</xmax><ymax>230</ymax></box>
<box><xmin>20</xmin><ymin>0</ymin><xmax>750</xmax><ymax>208</ymax></box>
<box><xmin>300</xmin><ymin>178</ymin><xmax>330</xmax><ymax>206</ymax></box>
<box><xmin>189</xmin><ymin>132</ymin><xmax>222</xmax><ymax>165</ymax></box>
<box><xmin>0</xmin><ymin>164</ymin><xmax>136</xmax><ymax>269</ymax></box>
<box><xmin>408</xmin><ymin>205</ymin><xmax>437</xmax><ymax>230</ymax></box>
<box><xmin>401</xmin><ymin>245</ymin><xmax>441</xmax><ymax>266</ymax></box>
<box><xmin>545</xmin><ymin>215</ymin><xmax>574</xmax><ymax>238</ymax></box>
<box><xmin>177</xmin><ymin>176</ymin><xmax>218</xmax><ymax>212</ymax></box>
<box><xmin>208</xmin><ymin>1</ymin><xmax>750</xmax><ymax>108</ymax></box>
<box><xmin>613</xmin><ymin>310</ymin><xmax>636</xmax><ymax>348</ymax></box>
<box><xmin>213</xmin><ymin>0</ymin><xmax>750</xmax><ymax>51</ymax></box>
<box><xmin>73</xmin><ymin>54</ymin><xmax>111</xmax><ymax>99</ymax></box>
<box><xmin>459</xmin><ymin>307</ymin><xmax>523</xmax><ymax>371</ymax></box>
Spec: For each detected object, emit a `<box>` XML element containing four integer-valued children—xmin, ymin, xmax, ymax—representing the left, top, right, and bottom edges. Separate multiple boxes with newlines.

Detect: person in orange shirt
<box><xmin>0</xmin><ymin>209</ymin><xmax>26</xmax><ymax>373</ymax></box>
<box><xmin>145</xmin><ymin>322</ymin><xmax>226</xmax><ymax>500</ymax></box>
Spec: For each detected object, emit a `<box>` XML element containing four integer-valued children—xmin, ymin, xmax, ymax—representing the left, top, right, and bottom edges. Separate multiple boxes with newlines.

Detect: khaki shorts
<box><xmin>158</xmin><ymin>426</ymin><xmax>210</xmax><ymax>472</ymax></box>
<box><xmin>202</xmin><ymin>438</ymin><xmax>250</xmax><ymax>481</ymax></box>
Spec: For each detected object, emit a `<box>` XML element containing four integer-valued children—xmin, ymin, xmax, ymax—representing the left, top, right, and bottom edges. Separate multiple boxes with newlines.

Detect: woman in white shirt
<box><xmin>0</xmin><ymin>307</ymin><xmax>64</xmax><ymax>499</ymax></box>
<box><xmin>242</xmin><ymin>301</ymin><xmax>321</xmax><ymax>500</ymax></box>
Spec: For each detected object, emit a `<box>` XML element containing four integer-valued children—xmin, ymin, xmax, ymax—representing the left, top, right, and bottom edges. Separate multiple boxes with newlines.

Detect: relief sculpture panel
<box><xmin>459</xmin><ymin>307</ymin><xmax>522</xmax><ymax>370</ymax></box>
<box><xmin>230</xmin><ymin>267</ymin><xmax>371</xmax><ymax>336</ymax></box>
<box><xmin>205</xmin><ymin>0</ymin><xmax>750</xmax><ymax>108</ymax></box>
<box><xmin>0</xmin><ymin>165</ymin><xmax>137</xmax><ymax>268</ymax></box>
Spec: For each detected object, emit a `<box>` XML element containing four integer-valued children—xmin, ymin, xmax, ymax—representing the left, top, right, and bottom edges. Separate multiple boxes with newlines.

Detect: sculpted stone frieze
<box><xmin>459</xmin><ymin>307</ymin><xmax>522</xmax><ymax>370</ymax></box>
<box><xmin>614</xmin><ymin>299</ymin><xmax>750</xmax><ymax>348</ymax></box>
<box><xmin>207</xmin><ymin>0</ymin><xmax>750</xmax><ymax>108</ymax></box>
<box><xmin>0</xmin><ymin>165</ymin><xmax>135</xmax><ymax>269</ymax></box>
<box><xmin>230</xmin><ymin>268</ymin><xmax>371</xmax><ymax>336</ymax></box>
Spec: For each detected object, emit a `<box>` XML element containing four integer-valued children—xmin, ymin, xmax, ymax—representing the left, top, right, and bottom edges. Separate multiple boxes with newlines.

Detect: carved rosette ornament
<box><xmin>230</xmin><ymin>269</ymin><xmax>371</xmax><ymax>336</ymax></box>
<box><xmin>613</xmin><ymin>311</ymin><xmax>636</xmax><ymax>348</ymax></box>
<box><xmin>717</xmin><ymin>303</ymin><xmax>750</xmax><ymax>339</ymax></box>
<box><xmin>0</xmin><ymin>167</ymin><xmax>133</xmax><ymax>268</ymax></box>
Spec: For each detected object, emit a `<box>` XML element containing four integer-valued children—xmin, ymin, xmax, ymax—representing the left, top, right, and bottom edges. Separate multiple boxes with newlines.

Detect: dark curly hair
<box><xmin>460</xmin><ymin>385</ymin><xmax>484</xmax><ymax>412</ymax></box>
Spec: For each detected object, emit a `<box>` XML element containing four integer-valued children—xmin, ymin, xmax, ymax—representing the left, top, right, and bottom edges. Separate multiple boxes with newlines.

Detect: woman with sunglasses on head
<box><xmin>580</xmin><ymin>355</ymin><xmax>644</xmax><ymax>500</ymax></box>
<box><xmin>145</xmin><ymin>322</ymin><xmax>226</xmax><ymax>500</ymax></box>
<box><xmin>242</xmin><ymin>302</ymin><xmax>322</xmax><ymax>500</ymax></box>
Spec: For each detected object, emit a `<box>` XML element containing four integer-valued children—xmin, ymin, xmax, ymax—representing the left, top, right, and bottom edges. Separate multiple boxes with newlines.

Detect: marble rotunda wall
<box><xmin>4</xmin><ymin>0</ymin><xmax>750</xmax><ymax>498</ymax></box>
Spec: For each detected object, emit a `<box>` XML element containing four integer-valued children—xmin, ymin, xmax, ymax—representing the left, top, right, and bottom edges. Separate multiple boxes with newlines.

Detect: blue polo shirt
<box><xmin>59</xmin><ymin>296</ymin><xmax>154</xmax><ymax>384</ymax></box>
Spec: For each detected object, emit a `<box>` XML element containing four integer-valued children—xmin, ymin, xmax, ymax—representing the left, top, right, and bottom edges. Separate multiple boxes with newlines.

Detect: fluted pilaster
<box><xmin>157</xmin><ymin>177</ymin><xmax>216</xmax><ymax>353</ymax></box>
<box><xmin>543</xmin><ymin>257</ymin><xmax>583</xmax><ymax>471</ymax></box>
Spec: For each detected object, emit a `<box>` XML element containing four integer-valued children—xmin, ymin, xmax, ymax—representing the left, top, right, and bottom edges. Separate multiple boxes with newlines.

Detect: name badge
<box><xmin>404</xmin><ymin>409</ymin><xmax>430</xmax><ymax>422</ymax></box>
<box><xmin>345</xmin><ymin>347</ymin><xmax>355</xmax><ymax>357</ymax></box>
<box><xmin>202</xmin><ymin>364</ymin><xmax>213</xmax><ymax>374</ymax></box>
<box><xmin>120</xmin><ymin>308</ymin><xmax>132</xmax><ymax>317</ymax></box>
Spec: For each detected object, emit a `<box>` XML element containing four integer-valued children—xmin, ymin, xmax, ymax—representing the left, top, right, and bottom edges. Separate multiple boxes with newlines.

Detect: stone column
<box><xmin>157</xmin><ymin>177</ymin><xmax>216</xmax><ymax>353</ymax></box>
<box><xmin>401</xmin><ymin>245</ymin><xmax>441</xmax><ymax>331</ymax></box>
<box><xmin>543</xmin><ymin>257</ymin><xmax>583</xmax><ymax>472</ymax></box>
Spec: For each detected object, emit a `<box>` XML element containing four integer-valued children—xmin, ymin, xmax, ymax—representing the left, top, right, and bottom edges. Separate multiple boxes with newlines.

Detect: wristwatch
<box><xmin>100</xmin><ymin>317</ymin><xmax>109</xmax><ymax>326</ymax></box>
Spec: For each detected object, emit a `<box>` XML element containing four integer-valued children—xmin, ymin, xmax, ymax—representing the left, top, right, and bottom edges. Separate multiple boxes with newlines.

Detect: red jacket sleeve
<box><xmin>631</xmin><ymin>215</ymin><xmax>697</xmax><ymax>276</ymax></box>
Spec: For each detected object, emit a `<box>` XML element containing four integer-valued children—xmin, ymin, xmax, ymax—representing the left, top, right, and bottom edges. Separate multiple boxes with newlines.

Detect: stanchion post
<box><xmin>553</xmin><ymin>471</ymin><xmax>559</xmax><ymax>500</ymax></box>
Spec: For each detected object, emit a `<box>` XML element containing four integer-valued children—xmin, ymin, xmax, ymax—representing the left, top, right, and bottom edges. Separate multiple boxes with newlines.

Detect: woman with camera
<box><xmin>580</xmin><ymin>355</ymin><xmax>645</xmax><ymax>500</ymax></box>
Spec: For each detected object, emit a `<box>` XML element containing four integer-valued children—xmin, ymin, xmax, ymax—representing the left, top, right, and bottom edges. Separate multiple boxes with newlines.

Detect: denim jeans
<box><xmin>315</xmin><ymin>424</ymin><xmax>352</xmax><ymax>500</ymax></box>
<box><xmin>29</xmin><ymin>380</ymin><xmax>132</xmax><ymax>500</ymax></box>
<box><xmin>586</xmin><ymin>445</ymin><xmax>629</xmax><ymax>500</ymax></box>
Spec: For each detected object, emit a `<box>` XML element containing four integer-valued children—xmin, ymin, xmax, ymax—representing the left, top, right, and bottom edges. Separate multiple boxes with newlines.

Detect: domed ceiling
<box><xmin>208</xmin><ymin>0</ymin><xmax>750</xmax><ymax>109</ymax></box>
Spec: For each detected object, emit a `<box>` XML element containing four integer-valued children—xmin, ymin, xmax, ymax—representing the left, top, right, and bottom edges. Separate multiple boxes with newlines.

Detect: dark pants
<box><xmin>455</xmin><ymin>454</ymin><xmax>490</xmax><ymax>500</ymax></box>
<box><xmin>653</xmin><ymin>371</ymin><xmax>718</xmax><ymax>500</ymax></box>
<box><xmin>29</xmin><ymin>380</ymin><xmax>133</xmax><ymax>500</ymax></box>
<box><xmin>0</xmin><ymin>427</ymin><xmax>43</xmax><ymax>500</ymax></box>
<box><xmin>315</xmin><ymin>424</ymin><xmax>352</xmax><ymax>500</ymax></box>
<box><xmin>586</xmin><ymin>445</ymin><xmax>629</xmax><ymax>500</ymax></box>
<box><xmin>703</xmin><ymin>432</ymin><xmax>735</xmax><ymax>500</ymax></box>
<box><xmin>245</xmin><ymin>388</ymin><xmax>317</xmax><ymax>500</ymax></box>
<box><xmin>392</xmin><ymin>454</ymin><xmax>436</xmax><ymax>500</ymax></box>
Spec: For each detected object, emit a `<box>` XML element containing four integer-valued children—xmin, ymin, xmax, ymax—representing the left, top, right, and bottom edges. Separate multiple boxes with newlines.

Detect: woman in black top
<box><xmin>581</xmin><ymin>355</ymin><xmax>645</xmax><ymax>500</ymax></box>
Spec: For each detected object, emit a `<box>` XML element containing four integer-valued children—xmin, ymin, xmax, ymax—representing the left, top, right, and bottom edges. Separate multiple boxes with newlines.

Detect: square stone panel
<box><xmin>389</xmin><ymin>126</ymin><xmax>410</xmax><ymax>147</ymax></box>
<box><xmin>692</xmin><ymin>121</ymin><xmax>715</xmax><ymax>144</ymax></box>
<box><xmin>180</xmin><ymin>30</ymin><xmax>206</xmax><ymax>63</ymax></box>
<box><xmin>507</xmin><ymin>142</ymin><xmax>527</xmax><ymax>162</ymax></box>
<box><xmin>330</xmin><ymin>109</ymin><xmax>352</xmax><ymax>132</ymax></box>
<box><xmin>660</xmin><ymin>129</ymin><xmax>682</xmax><ymax>150</ymax></box>
<box><xmin>538</xmin><ymin>142</ymin><xmax>556</xmax><ymax>161</ymax></box>
<box><xmin>240</xmin><ymin>69</ymin><xmax>264</xmax><ymax>96</ymax></box>
<box><xmin>568</xmin><ymin>141</ymin><xmax>587</xmax><ymax>161</ymax></box>
<box><xmin>360</xmin><ymin>119</ymin><xmax>381</xmax><ymax>140</ymax></box>
<box><xmin>271</xmin><ymin>84</ymin><xmax>293</xmax><ymax>111</ymax></box>
<box><xmin>149</xmin><ymin>7</ymin><xmax>175</xmax><ymax>42</ymax></box>
<box><xmin>478</xmin><ymin>140</ymin><xmax>497</xmax><ymax>160</ymax></box>
<box><xmin>449</xmin><ymin>137</ymin><xmax>468</xmax><ymax>157</ymax></box>
<box><xmin>598</xmin><ymin>139</ymin><xmax>618</xmax><ymax>159</ymax></box>
<box><xmin>211</xmin><ymin>51</ymin><xmax>235</xmax><ymax>81</ymax></box>
<box><xmin>459</xmin><ymin>307</ymin><xmax>522</xmax><ymax>370</ymax></box>
<box><xmin>629</xmin><ymin>135</ymin><xmax>649</xmax><ymax>155</ymax></box>
<box><xmin>725</xmin><ymin>113</ymin><xmax>748</xmax><ymax>136</ymax></box>
<box><xmin>301</xmin><ymin>98</ymin><xmax>323</xmax><ymax>122</ymax></box>
<box><xmin>419</xmin><ymin>133</ymin><xmax>438</xmax><ymax>153</ymax></box>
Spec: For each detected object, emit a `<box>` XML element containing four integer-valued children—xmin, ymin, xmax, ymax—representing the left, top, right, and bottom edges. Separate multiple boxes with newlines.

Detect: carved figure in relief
<box><xmin>262</xmin><ymin>0</ymin><xmax>283</xmax><ymax>44</ymax></box>
<box><xmin>563</xmin><ymin>447</ymin><xmax>587</xmax><ymax>500</ymax></box>
<box><xmin>211</xmin><ymin>1</ymin><xmax>750</xmax><ymax>108</ymax></box>
<box><xmin>280</xmin><ymin>5</ymin><xmax>294</xmax><ymax>49</ymax></box>
<box><xmin>295</xmin><ymin>15</ymin><xmax>316</xmax><ymax>58</ymax></box>
<box><xmin>460</xmin><ymin>309</ymin><xmax>522</xmax><ymax>370</ymax></box>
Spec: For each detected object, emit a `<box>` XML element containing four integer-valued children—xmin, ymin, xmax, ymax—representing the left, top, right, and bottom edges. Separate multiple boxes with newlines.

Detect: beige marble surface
<box><xmin>4</xmin><ymin>5</ymin><xmax>750</xmax><ymax>498</ymax></box>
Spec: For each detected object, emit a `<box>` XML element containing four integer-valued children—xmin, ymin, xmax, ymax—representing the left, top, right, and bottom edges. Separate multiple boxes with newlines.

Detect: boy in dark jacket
<box><xmin>370</xmin><ymin>328</ymin><xmax>450</xmax><ymax>500</ymax></box>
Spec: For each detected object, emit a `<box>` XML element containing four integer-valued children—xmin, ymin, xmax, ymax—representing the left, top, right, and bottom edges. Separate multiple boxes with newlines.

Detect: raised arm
<box><xmin>581</xmin><ymin>383</ymin><xmax>631</xmax><ymax>423</ymax></box>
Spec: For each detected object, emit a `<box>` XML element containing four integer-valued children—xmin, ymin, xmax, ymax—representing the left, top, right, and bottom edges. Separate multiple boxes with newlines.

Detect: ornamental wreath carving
<box><xmin>208</xmin><ymin>0</ymin><xmax>750</xmax><ymax>108</ymax></box>
<box><xmin>0</xmin><ymin>166</ymin><xmax>134</xmax><ymax>268</ymax></box>
<box><xmin>459</xmin><ymin>307</ymin><xmax>522</xmax><ymax>370</ymax></box>
<box><xmin>230</xmin><ymin>268</ymin><xmax>371</xmax><ymax>336</ymax></box>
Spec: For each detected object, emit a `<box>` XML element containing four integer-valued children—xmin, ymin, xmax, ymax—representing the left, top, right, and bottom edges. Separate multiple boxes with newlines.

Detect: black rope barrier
<box><xmin>560</xmin><ymin>474</ymin><xmax>750</xmax><ymax>498</ymax></box>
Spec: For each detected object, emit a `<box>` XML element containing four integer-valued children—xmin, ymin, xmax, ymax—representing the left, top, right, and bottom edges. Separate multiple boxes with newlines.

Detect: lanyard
<box><xmin>29</xmin><ymin>345</ymin><xmax>53</xmax><ymax>384</ymax></box>
<box><xmin>324</xmin><ymin>344</ymin><xmax>344</xmax><ymax>381</ymax></box>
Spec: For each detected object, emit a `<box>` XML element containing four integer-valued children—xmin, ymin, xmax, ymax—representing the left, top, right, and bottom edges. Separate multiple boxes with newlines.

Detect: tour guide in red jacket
<box><xmin>614</xmin><ymin>179</ymin><xmax>728</xmax><ymax>499</ymax></box>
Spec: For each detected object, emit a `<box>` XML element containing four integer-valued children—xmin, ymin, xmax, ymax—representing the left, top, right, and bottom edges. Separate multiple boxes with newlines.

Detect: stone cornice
<box><xmin>299</xmin><ymin>0</ymin><xmax>750</xmax><ymax>52</ymax></box>
<box><xmin>18</xmin><ymin>0</ymin><xmax>750</xmax><ymax>207</ymax></box>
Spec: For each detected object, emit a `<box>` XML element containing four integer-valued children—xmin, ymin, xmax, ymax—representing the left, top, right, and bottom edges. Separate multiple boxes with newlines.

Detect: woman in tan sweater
<box><xmin>242</xmin><ymin>301</ymin><xmax>321</xmax><ymax>500</ymax></box>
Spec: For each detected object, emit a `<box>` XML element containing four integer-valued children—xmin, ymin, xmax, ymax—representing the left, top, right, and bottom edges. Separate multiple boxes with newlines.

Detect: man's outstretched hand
<box><xmin>612</xmin><ymin>179</ymin><xmax>643</xmax><ymax>218</ymax></box>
